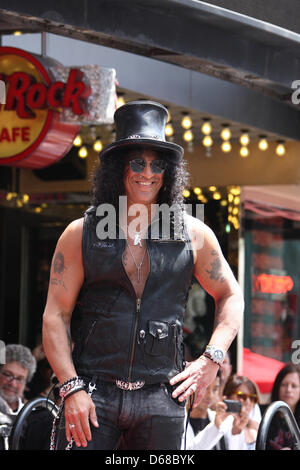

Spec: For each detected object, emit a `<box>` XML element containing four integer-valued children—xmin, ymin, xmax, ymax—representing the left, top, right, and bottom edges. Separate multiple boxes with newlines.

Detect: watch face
<box><xmin>213</xmin><ymin>349</ymin><xmax>224</xmax><ymax>362</ymax></box>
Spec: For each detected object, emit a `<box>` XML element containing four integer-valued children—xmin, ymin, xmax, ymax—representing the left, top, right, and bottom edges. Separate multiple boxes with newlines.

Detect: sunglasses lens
<box><xmin>129</xmin><ymin>159</ymin><xmax>145</xmax><ymax>173</ymax></box>
<box><xmin>236</xmin><ymin>391</ymin><xmax>257</xmax><ymax>402</ymax></box>
<box><xmin>151</xmin><ymin>159</ymin><xmax>167</xmax><ymax>174</ymax></box>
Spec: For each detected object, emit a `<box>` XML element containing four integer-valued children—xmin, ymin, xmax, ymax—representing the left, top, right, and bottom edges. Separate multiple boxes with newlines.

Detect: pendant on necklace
<box><xmin>133</xmin><ymin>232</ymin><xmax>143</xmax><ymax>247</ymax></box>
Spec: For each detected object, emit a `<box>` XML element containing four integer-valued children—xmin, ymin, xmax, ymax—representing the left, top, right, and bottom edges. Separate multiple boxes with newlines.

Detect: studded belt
<box><xmin>115</xmin><ymin>380</ymin><xmax>145</xmax><ymax>390</ymax></box>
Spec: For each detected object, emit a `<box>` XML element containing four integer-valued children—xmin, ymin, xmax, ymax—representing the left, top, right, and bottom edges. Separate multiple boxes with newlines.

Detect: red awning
<box><xmin>242</xmin><ymin>348</ymin><xmax>285</xmax><ymax>394</ymax></box>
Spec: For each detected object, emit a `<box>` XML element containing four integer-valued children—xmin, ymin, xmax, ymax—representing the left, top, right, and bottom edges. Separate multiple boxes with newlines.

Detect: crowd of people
<box><xmin>0</xmin><ymin>342</ymin><xmax>299</xmax><ymax>450</ymax></box>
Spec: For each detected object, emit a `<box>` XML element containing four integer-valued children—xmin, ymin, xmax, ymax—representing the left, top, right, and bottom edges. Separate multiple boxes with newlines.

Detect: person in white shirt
<box><xmin>183</xmin><ymin>372</ymin><xmax>234</xmax><ymax>450</ymax></box>
<box><xmin>183</xmin><ymin>373</ymin><xmax>261</xmax><ymax>450</ymax></box>
<box><xmin>0</xmin><ymin>344</ymin><xmax>36</xmax><ymax>415</ymax></box>
<box><xmin>222</xmin><ymin>374</ymin><xmax>261</xmax><ymax>450</ymax></box>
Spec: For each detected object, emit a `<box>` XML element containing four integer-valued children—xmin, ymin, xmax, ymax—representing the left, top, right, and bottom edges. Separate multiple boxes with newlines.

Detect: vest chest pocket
<box><xmin>145</xmin><ymin>320</ymin><xmax>170</xmax><ymax>357</ymax></box>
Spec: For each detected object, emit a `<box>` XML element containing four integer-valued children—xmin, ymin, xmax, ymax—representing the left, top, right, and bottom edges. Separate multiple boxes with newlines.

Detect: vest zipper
<box><xmin>128</xmin><ymin>297</ymin><xmax>141</xmax><ymax>382</ymax></box>
<box><xmin>172</xmin><ymin>323</ymin><xmax>177</xmax><ymax>367</ymax></box>
<box><xmin>120</xmin><ymin>237</ymin><xmax>151</xmax><ymax>383</ymax></box>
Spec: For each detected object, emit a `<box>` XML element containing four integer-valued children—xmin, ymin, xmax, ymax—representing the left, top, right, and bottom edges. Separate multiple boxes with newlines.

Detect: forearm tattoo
<box><xmin>206</xmin><ymin>249</ymin><xmax>225</xmax><ymax>283</ymax></box>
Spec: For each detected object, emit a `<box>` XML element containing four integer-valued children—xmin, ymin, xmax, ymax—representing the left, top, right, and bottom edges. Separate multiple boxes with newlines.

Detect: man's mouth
<box><xmin>136</xmin><ymin>181</ymin><xmax>155</xmax><ymax>186</ymax></box>
<box><xmin>3</xmin><ymin>386</ymin><xmax>17</xmax><ymax>394</ymax></box>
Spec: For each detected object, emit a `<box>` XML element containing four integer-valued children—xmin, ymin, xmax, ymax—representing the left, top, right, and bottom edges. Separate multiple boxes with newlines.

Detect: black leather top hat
<box><xmin>99</xmin><ymin>100</ymin><xmax>183</xmax><ymax>162</ymax></box>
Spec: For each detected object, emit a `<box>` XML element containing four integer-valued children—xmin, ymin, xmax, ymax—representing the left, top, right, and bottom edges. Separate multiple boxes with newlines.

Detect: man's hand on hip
<box><xmin>169</xmin><ymin>356</ymin><xmax>219</xmax><ymax>407</ymax></box>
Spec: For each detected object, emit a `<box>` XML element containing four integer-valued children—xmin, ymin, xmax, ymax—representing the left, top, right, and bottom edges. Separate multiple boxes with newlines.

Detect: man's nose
<box><xmin>141</xmin><ymin>162</ymin><xmax>154</xmax><ymax>177</ymax></box>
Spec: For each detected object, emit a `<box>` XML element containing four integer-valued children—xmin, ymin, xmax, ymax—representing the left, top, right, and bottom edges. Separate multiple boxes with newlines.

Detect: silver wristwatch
<box><xmin>203</xmin><ymin>344</ymin><xmax>225</xmax><ymax>365</ymax></box>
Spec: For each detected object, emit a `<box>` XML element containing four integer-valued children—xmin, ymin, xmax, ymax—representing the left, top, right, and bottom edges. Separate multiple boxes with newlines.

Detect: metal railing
<box><xmin>256</xmin><ymin>400</ymin><xmax>300</xmax><ymax>450</ymax></box>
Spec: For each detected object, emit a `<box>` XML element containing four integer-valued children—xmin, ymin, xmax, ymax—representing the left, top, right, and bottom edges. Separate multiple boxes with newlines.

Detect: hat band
<box><xmin>127</xmin><ymin>134</ymin><xmax>163</xmax><ymax>141</ymax></box>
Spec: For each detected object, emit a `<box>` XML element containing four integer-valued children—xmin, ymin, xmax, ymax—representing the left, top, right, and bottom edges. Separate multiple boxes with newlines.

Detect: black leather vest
<box><xmin>71</xmin><ymin>206</ymin><xmax>194</xmax><ymax>384</ymax></box>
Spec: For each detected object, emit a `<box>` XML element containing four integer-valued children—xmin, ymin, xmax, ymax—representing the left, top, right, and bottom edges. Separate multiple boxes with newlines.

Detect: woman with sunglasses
<box><xmin>223</xmin><ymin>374</ymin><xmax>261</xmax><ymax>450</ymax></box>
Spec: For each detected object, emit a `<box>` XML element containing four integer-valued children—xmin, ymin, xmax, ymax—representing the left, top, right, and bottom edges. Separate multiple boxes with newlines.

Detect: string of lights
<box><xmin>71</xmin><ymin>94</ymin><xmax>288</xmax><ymax>159</ymax></box>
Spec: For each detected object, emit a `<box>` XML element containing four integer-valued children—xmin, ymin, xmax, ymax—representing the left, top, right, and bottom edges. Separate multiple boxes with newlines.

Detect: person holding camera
<box><xmin>183</xmin><ymin>372</ymin><xmax>234</xmax><ymax>450</ymax></box>
<box><xmin>184</xmin><ymin>373</ymin><xmax>261</xmax><ymax>450</ymax></box>
<box><xmin>222</xmin><ymin>374</ymin><xmax>261</xmax><ymax>450</ymax></box>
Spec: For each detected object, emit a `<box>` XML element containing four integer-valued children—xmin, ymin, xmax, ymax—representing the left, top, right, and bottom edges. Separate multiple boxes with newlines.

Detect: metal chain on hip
<box><xmin>49</xmin><ymin>380</ymin><xmax>97</xmax><ymax>451</ymax></box>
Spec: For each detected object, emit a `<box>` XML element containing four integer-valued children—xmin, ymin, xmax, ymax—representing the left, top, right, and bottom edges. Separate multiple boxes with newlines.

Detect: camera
<box><xmin>223</xmin><ymin>399</ymin><xmax>242</xmax><ymax>414</ymax></box>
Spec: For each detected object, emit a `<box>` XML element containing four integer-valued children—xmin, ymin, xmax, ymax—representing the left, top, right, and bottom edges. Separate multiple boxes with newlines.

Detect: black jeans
<box><xmin>56</xmin><ymin>380</ymin><xmax>185</xmax><ymax>450</ymax></box>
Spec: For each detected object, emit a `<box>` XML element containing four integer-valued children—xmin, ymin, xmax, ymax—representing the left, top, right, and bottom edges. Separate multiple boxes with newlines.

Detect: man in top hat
<box><xmin>42</xmin><ymin>101</ymin><xmax>244</xmax><ymax>450</ymax></box>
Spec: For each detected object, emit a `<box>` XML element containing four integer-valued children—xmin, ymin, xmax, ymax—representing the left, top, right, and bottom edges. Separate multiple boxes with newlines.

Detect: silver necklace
<box><xmin>126</xmin><ymin>242</ymin><xmax>147</xmax><ymax>282</ymax></box>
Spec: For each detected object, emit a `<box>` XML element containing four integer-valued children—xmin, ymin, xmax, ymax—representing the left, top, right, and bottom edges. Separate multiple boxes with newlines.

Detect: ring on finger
<box><xmin>69</xmin><ymin>424</ymin><xmax>76</xmax><ymax>429</ymax></box>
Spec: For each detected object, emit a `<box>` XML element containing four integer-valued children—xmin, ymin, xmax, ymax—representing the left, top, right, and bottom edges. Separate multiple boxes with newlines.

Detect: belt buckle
<box><xmin>116</xmin><ymin>380</ymin><xmax>145</xmax><ymax>391</ymax></box>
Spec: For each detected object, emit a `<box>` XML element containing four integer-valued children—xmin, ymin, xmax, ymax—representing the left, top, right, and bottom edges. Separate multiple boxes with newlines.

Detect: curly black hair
<box><xmin>90</xmin><ymin>146</ymin><xmax>190</xmax><ymax>212</ymax></box>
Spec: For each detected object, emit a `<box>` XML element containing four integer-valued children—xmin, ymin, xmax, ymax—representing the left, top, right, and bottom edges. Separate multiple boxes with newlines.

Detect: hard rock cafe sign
<box><xmin>0</xmin><ymin>47</ymin><xmax>116</xmax><ymax>168</ymax></box>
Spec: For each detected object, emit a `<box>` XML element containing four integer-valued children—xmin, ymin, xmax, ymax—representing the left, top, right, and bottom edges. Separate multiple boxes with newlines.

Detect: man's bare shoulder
<box><xmin>184</xmin><ymin>213</ymin><xmax>213</xmax><ymax>238</ymax></box>
<box><xmin>58</xmin><ymin>217</ymin><xmax>84</xmax><ymax>246</ymax></box>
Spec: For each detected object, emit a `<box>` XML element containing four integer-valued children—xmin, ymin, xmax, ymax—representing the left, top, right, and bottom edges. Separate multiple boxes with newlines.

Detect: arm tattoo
<box><xmin>50</xmin><ymin>251</ymin><xmax>67</xmax><ymax>290</ymax></box>
<box><xmin>206</xmin><ymin>250</ymin><xmax>225</xmax><ymax>283</ymax></box>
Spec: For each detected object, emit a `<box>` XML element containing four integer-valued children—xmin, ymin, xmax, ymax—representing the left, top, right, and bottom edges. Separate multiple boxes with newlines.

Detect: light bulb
<box><xmin>213</xmin><ymin>191</ymin><xmax>221</xmax><ymax>200</ymax></box>
<box><xmin>193</xmin><ymin>187</ymin><xmax>202</xmax><ymax>195</ymax></box>
<box><xmin>230</xmin><ymin>186</ymin><xmax>241</xmax><ymax>196</ymax></box>
<box><xmin>209</xmin><ymin>186</ymin><xmax>217</xmax><ymax>192</ymax></box>
<box><xmin>202</xmin><ymin>135</ymin><xmax>213</xmax><ymax>147</ymax></box>
<box><xmin>183</xmin><ymin>129</ymin><xmax>194</xmax><ymax>142</ymax></box>
<box><xmin>78</xmin><ymin>146</ymin><xmax>88</xmax><ymax>158</ymax></box>
<box><xmin>201</xmin><ymin>120</ymin><xmax>212</xmax><ymax>135</ymax></box>
<box><xmin>220</xmin><ymin>126</ymin><xmax>231</xmax><ymax>141</ymax></box>
<box><xmin>181</xmin><ymin>113</ymin><xmax>192</xmax><ymax>129</ymax></box>
<box><xmin>182</xmin><ymin>189</ymin><xmax>191</xmax><ymax>198</ymax></box>
<box><xmin>239</xmin><ymin>132</ymin><xmax>250</xmax><ymax>146</ymax></box>
<box><xmin>73</xmin><ymin>135</ymin><xmax>82</xmax><ymax>147</ymax></box>
<box><xmin>276</xmin><ymin>141</ymin><xmax>286</xmax><ymax>156</ymax></box>
<box><xmin>258</xmin><ymin>136</ymin><xmax>268</xmax><ymax>151</ymax></box>
<box><xmin>93</xmin><ymin>138</ymin><xmax>103</xmax><ymax>152</ymax></box>
<box><xmin>165</xmin><ymin>122</ymin><xmax>174</xmax><ymax>137</ymax></box>
<box><xmin>240</xmin><ymin>146</ymin><xmax>249</xmax><ymax>157</ymax></box>
<box><xmin>221</xmin><ymin>141</ymin><xmax>232</xmax><ymax>153</ymax></box>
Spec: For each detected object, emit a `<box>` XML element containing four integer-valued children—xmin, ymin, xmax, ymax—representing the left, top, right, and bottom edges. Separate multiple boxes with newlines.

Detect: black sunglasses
<box><xmin>129</xmin><ymin>158</ymin><xmax>167</xmax><ymax>174</ymax></box>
